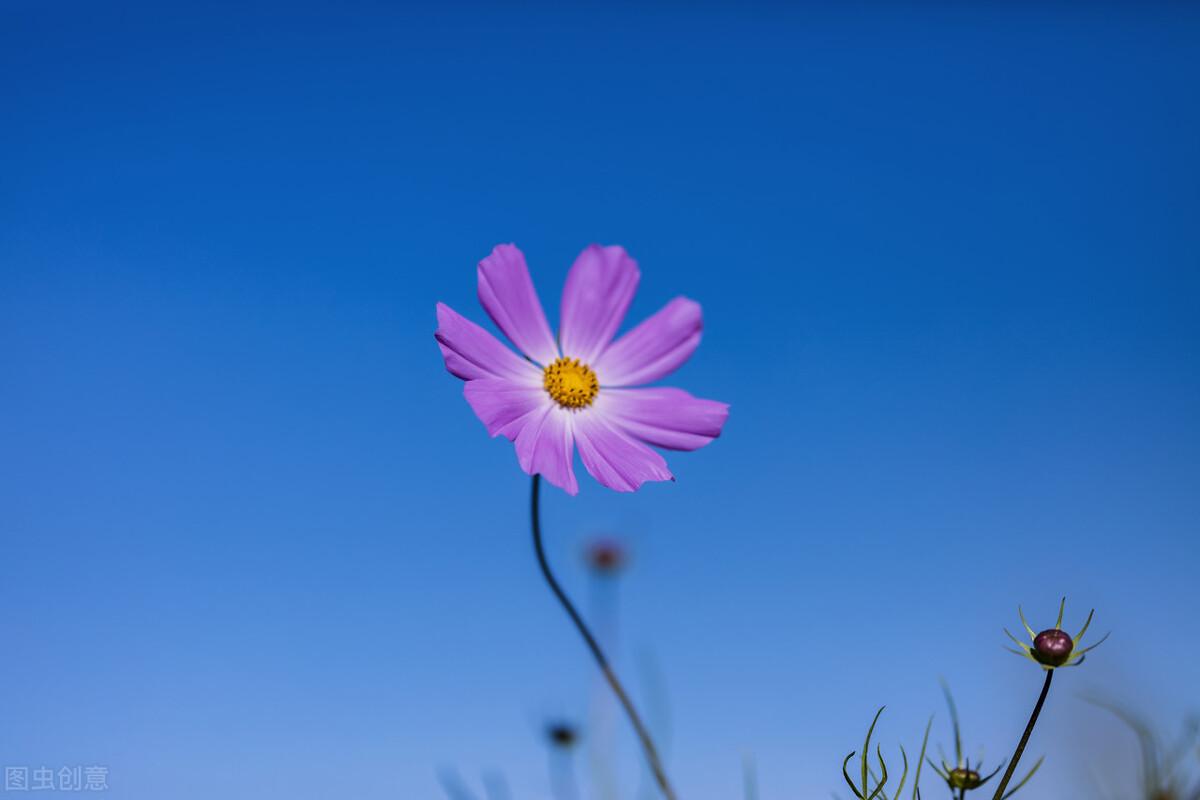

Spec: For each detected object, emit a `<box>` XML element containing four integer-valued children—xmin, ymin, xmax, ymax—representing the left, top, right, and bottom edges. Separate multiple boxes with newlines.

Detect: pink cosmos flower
<box><xmin>435</xmin><ymin>243</ymin><xmax>729</xmax><ymax>495</ymax></box>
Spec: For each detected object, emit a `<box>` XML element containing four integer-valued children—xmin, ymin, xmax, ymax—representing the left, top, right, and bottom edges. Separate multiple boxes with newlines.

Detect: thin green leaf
<box><xmin>892</xmin><ymin>744</ymin><xmax>908</xmax><ymax>800</ymax></box>
<box><xmin>1017</xmin><ymin>606</ymin><xmax>1036</xmax><ymax>640</ymax></box>
<box><xmin>913</xmin><ymin>715</ymin><xmax>933</xmax><ymax>800</ymax></box>
<box><xmin>977</xmin><ymin>759</ymin><xmax>1005</xmax><ymax>787</ymax></box>
<box><xmin>866</xmin><ymin>745</ymin><xmax>888</xmax><ymax>800</ymax></box>
<box><xmin>1003</xmin><ymin>628</ymin><xmax>1032</xmax><ymax>651</ymax></box>
<box><xmin>1073</xmin><ymin>630</ymin><xmax>1111</xmax><ymax>656</ymax></box>
<box><xmin>844</xmin><ymin>752</ymin><xmax>862</xmax><ymax>800</ymax></box>
<box><xmin>940</xmin><ymin>680</ymin><xmax>963</xmax><ymax>766</ymax></box>
<box><xmin>1075</xmin><ymin>608</ymin><xmax>1095</xmax><ymax>643</ymax></box>
<box><xmin>863</xmin><ymin>707</ymin><xmax>886</xmax><ymax>798</ymax></box>
<box><xmin>1000</xmin><ymin>755</ymin><xmax>1044</xmax><ymax>800</ymax></box>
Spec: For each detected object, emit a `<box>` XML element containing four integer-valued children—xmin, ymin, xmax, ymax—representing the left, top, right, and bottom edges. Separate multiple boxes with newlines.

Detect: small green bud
<box><xmin>948</xmin><ymin>767</ymin><xmax>983</xmax><ymax>790</ymax></box>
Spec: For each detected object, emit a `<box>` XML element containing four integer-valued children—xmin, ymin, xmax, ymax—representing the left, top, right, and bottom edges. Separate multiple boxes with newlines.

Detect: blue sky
<box><xmin>3</xmin><ymin>2</ymin><xmax>1198</xmax><ymax>798</ymax></box>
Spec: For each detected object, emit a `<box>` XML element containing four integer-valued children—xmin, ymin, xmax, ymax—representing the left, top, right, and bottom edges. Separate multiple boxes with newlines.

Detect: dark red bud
<box><xmin>585</xmin><ymin>539</ymin><xmax>628</xmax><ymax>574</ymax></box>
<box><xmin>1033</xmin><ymin>628</ymin><xmax>1074</xmax><ymax>667</ymax></box>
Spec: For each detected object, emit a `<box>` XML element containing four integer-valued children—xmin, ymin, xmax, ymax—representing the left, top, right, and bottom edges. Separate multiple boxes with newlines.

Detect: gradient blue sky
<box><xmin>3</xmin><ymin>2</ymin><xmax>1199</xmax><ymax>798</ymax></box>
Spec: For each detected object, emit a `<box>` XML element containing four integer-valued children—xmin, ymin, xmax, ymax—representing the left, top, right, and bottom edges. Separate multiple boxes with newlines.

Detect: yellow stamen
<box><xmin>543</xmin><ymin>356</ymin><xmax>599</xmax><ymax>409</ymax></box>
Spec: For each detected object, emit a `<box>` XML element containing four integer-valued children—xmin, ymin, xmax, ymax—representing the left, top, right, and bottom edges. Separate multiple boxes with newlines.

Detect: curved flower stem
<box><xmin>530</xmin><ymin>475</ymin><xmax>678</xmax><ymax>800</ymax></box>
<box><xmin>990</xmin><ymin>670</ymin><xmax>1054</xmax><ymax>800</ymax></box>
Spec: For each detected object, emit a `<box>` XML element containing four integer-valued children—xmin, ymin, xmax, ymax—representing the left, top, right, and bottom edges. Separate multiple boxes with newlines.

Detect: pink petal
<box><xmin>463</xmin><ymin>378</ymin><xmax>549</xmax><ymax>439</ymax></box>
<box><xmin>593</xmin><ymin>297</ymin><xmax>702</xmax><ymax>387</ymax></box>
<box><xmin>598</xmin><ymin>388</ymin><xmax>729</xmax><ymax>451</ymax></box>
<box><xmin>477</xmin><ymin>244</ymin><xmax>560</xmax><ymax>365</ymax></box>
<box><xmin>559</xmin><ymin>245</ymin><xmax>641</xmax><ymax>365</ymax></box>
<box><xmin>464</xmin><ymin>380</ymin><xmax>578</xmax><ymax>494</ymax></box>
<box><xmin>573</xmin><ymin>410</ymin><xmax>673</xmax><ymax>493</ymax></box>
<box><xmin>513</xmin><ymin>404</ymin><xmax>579</xmax><ymax>495</ymax></box>
<box><xmin>435</xmin><ymin>303</ymin><xmax>542</xmax><ymax>383</ymax></box>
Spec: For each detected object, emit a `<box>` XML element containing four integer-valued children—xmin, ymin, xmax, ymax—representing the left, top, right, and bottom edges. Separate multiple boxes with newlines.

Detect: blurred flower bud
<box><xmin>545</xmin><ymin>721</ymin><xmax>579</xmax><ymax>749</ymax></box>
<box><xmin>584</xmin><ymin>538</ymin><xmax>629</xmax><ymax>576</ymax></box>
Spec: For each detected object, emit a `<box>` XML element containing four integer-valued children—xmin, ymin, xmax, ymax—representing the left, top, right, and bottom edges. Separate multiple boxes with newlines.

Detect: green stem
<box><xmin>990</xmin><ymin>670</ymin><xmax>1054</xmax><ymax>800</ymax></box>
<box><xmin>530</xmin><ymin>476</ymin><xmax>678</xmax><ymax>800</ymax></box>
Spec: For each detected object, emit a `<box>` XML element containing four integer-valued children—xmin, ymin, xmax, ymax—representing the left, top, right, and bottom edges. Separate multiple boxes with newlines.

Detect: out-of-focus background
<box><xmin>3</xmin><ymin>2</ymin><xmax>1198</xmax><ymax>798</ymax></box>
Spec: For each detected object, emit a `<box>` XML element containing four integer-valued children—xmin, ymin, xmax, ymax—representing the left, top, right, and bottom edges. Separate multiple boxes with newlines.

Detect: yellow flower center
<box><xmin>543</xmin><ymin>356</ymin><xmax>599</xmax><ymax>408</ymax></box>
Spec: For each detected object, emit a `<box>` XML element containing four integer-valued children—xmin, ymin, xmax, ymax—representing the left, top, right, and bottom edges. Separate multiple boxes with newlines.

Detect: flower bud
<box><xmin>948</xmin><ymin>768</ymin><xmax>983</xmax><ymax>790</ymax></box>
<box><xmin>545</xmin><ymin>721</ymin><xmax>579</xmax><ymax>749</ymax></box>
<box><xmin>1032</xmin><ymin>628</ymin><xmax>1074</xmax><ymax>667</ymax></box>
<box><xmin>585</xmin><ymin>538</ymin><xmax>629</xmax><ymax>575</ymax></box>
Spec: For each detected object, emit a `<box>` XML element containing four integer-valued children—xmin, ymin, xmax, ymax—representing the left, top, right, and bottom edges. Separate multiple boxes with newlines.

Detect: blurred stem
<box><xmin>991</xmin><ymin>670</ymin><xmax>1054</xmax><ymax>800</ymax></box>
<box><xmin>530</xmin><ymin>476</ymin><xmax>678</xmax><ymax>800</ymax></box>
<box><xmin>548</xmin><ymin>750</ymin><xmax>578</xmax><ymax>800</ymax></box>
<box><xmin>742</xmin><ymin>754</ymin><xmax>758</xmax><ymax>800</ymax></box>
